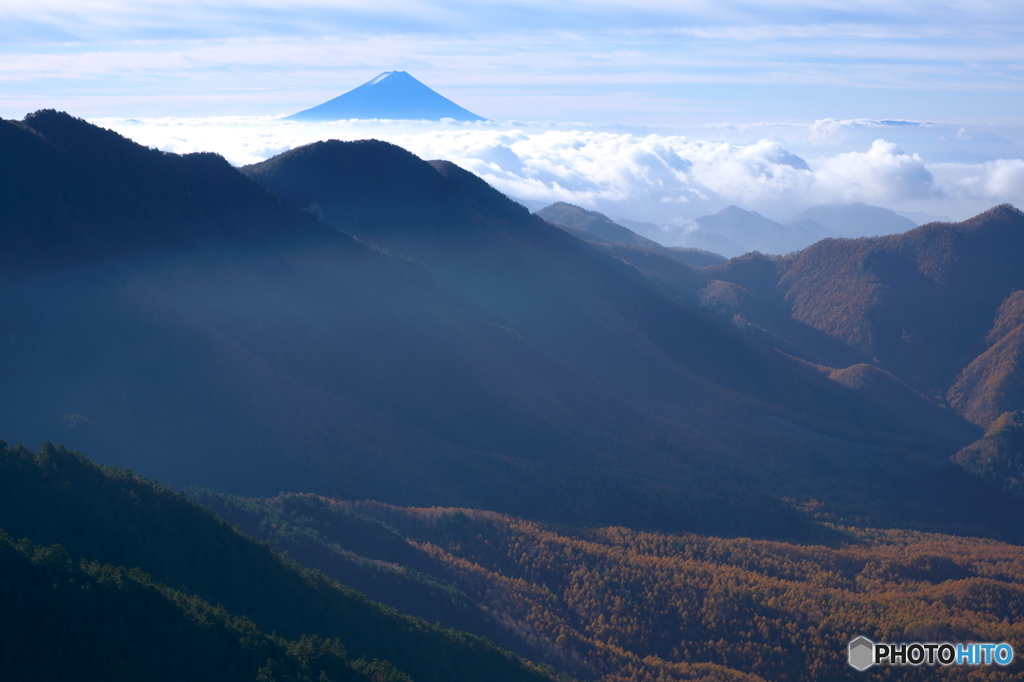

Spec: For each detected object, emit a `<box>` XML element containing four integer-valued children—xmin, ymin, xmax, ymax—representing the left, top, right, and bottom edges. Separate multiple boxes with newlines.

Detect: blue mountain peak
<box><xmin>285</xmin><ymin>71</ymin><xmax>487</xmax><ymax>122</ymax></box>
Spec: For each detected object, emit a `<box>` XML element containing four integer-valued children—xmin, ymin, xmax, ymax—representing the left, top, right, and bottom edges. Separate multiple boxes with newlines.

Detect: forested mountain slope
<box><xmin>196</xmin><ymin>489</ymin><xmax>1024</xmax><ymax>682</ymax></box>
<box><xmin>696</xmin><ymin>205</ymin><xmax>1024</xmax><ymax>431</ymax></box>
<box><xmin>0</xmin><ymin>442</ymin><xmax>557</xmax><ymax>682</ymax></box>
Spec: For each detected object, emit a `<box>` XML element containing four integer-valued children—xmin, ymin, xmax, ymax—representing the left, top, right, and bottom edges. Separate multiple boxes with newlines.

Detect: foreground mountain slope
<box><xmin>197</xmin><ymin>490</ymin><xmax>1024</xmax><ymax>682</ymax></box>
<box><xmin>0</xmin><ymin>442</ymin><xmax>556</xmax><ymax>682</ymax></box>
<box><xmin>2</xmin><ymin>532</ymin><xmax>402</xmax><ymax>682</ymax></box>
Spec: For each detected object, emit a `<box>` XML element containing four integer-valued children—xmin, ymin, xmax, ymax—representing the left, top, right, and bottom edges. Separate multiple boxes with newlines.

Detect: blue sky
<box><xmin>2</xmin><ymin>1</ymin><xmax>1022</xmax><ymax>228</ymax></box>
<box><xmin>3</xmin><ymin>0</ymin><xmax>1021</xmax><ymax>124</ymax></box>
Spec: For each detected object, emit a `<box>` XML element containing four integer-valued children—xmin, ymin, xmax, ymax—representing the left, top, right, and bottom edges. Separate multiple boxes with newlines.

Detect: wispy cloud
<box><xmin>1</xmin><ymin>1</ymin><xmax>1021</xmax><ymax>124</ymax></box>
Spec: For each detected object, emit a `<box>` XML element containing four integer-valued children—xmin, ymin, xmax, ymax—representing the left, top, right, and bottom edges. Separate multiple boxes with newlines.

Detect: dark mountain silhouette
<box><xmin>0</xmin><ymin>109</ymin><xmax>327</xmax><ymax>263</ymax></box>
<box><xmin>0</xmin><ymin>441</ymin><xmax>554</xmax><ymax>682</ymax></box>
<box><xmin>286</xmin><ymin>71</ymin><xmax>486</xmax><ymax>122</ymax></box>
<box><xmin>535</xmin><ymin>201</ymin><xmax>725</xmax><ymax>267</ymax></box>
<box><xmin>1</xmin><ymin>111</ymin><xmax>1017</xmax><ymax>542</ymax></box>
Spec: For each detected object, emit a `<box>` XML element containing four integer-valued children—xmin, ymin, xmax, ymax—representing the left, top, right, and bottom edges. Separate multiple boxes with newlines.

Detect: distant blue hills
<box><xmin>285</xmin><ymin>71</ymin><xmax>487</xmax><ymax>122</ymax></box>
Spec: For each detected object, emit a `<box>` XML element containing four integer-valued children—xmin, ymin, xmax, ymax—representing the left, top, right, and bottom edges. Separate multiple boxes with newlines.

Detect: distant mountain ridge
<box><xmin>789</xmin><ymin>202</ymin><xmax>917</xmax><ymax>238</ymax></box>
<box><xmin>286</xmin><ymin>71</ymin><xmax>486</xmax><ymax>122</ymax></box>
<box><xmin>534</xmin><ymin>202</ymin><xmax>726</xmax><ymax>268</ymax></box>
<box><xmin>621</xmin><ymin>203</ymin><xmax>918</xmax><ymax>257</ymax></box>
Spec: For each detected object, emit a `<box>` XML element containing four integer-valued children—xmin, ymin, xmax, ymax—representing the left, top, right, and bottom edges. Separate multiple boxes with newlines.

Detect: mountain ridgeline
<box><xmin>1</xmin><ymin>111</ymin><xmax>1021</xmax><ymax>540</ymax></box>
<box><xmin>535</xmin><ymin>202</ymin><xmax>727</xmax><ymax>268</ymax></box>
<box><xmin>530</xmin><ymin>200</ymin><xmax>1024</xmax><ymax>428</ymax></box>
<box><xmin>619</xmin><ymin>203</ymin><xmax>918</xmax><ymax>258</ymax></box>
<box><xmin>696</xmin><ymin>204</ymin><xmax>1024</xmax><ymax>425</ymax></box>
<box><xmin>576</xmin><ymin>201</ymin><xmax>1024</xmax><ymax>498</ymax></box>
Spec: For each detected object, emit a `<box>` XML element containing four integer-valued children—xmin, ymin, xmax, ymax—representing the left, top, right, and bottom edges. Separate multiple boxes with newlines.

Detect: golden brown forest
<box><xmin>207</xmin><ymin>493</ymin><xmax>1024</xmax><ymax>681</ymax></box>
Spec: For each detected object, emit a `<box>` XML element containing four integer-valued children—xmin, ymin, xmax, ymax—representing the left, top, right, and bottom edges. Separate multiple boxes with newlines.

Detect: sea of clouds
<box><xmin>92</xmin><ymin>116</ymin><xmax>1024</xmax><ymax>242</ymax></box>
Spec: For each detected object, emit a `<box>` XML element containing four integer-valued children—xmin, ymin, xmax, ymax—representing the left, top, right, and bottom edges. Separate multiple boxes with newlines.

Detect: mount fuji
<box><xmin>285</xmin><ymin>71</ymin><xmax>487</xmax><ymax>122</ymax></box>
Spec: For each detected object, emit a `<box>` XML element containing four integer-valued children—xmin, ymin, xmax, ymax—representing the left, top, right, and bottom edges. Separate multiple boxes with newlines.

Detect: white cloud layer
<box><xmin>93</xmin><ymin>116</ymin><xmax>1024</xmax><ymax>233</ymax></box>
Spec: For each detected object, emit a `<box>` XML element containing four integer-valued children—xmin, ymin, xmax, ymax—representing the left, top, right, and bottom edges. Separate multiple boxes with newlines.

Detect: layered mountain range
<box><xmin>535</xmin><ymin>202</ymin><xmax>726</xmax><ymax>268</ymax></box>
<box><xmin>2</xmin><ymin>110</ymin><xmax>1021</xmax><ymax>534</ymax></box>
<box><xmin>4</xmin><ymin>110</ymin><xmax>1024</xmax><ymax>680</ymax></box>
<box><xmin>541</xmin><ymin>200</ymin><xmax>1024</xmax><ymax>424</ymax></box>
<box><xmin>617</xmin><ymin>203</ymin><xmax>918</xmax><ymax>257</ymax></box>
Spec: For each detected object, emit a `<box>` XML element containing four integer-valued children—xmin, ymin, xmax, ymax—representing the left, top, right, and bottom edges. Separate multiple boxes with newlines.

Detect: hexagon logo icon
<box><xmin>849</xmin><ymin>636</ymin><xmax>875</xmax><ymax>671</ymax></box>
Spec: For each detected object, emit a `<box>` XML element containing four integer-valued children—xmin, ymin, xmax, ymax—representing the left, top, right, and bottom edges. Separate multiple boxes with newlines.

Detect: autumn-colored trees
<box><xmin>211</xmin><ymin>493</ymin><xmax>1024</xmax><ymax>681</ymax></box>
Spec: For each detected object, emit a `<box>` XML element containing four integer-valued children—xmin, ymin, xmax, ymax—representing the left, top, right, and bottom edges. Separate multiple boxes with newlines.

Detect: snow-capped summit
<box><xmin>285</xmin><ymin>71</ymin><xmax>487</xmax><ymax>122</ymax></box>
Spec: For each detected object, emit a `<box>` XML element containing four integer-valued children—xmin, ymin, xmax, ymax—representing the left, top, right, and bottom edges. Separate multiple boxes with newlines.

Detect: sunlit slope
<box><xmin>695</xmin><ymin>205</ymin><xmax>1024</xmax><ymax>432</ymax></box>
<box><xmin>199</xmin><ymin>490</ymin><xmax>1024</xmax><ymax>682</ymax></box>
<box><xmin>778</xmin><ymin>205</ymin><xmax>1024</xmax><ymax>409</ymax></box>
